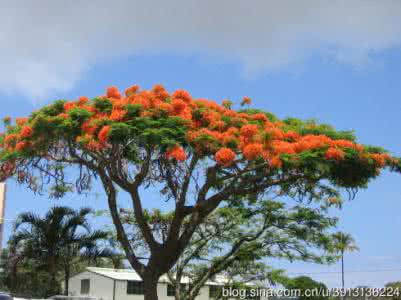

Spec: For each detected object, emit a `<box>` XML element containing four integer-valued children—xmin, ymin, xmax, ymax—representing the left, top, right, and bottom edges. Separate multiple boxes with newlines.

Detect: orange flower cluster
<box><xmin>98</xmin><ymin>126</ymin><xmax>111</xmax><ymax>144</ymax></box>
<box><xmin>369</xmin><ymin>153</ymin><xmax>391</xmax><ymax>167</ymax></box>
<box><xmin>222</xmin><ymin>100</ymin><xmax>232</xmax><ymax>109</ymax></box>
<box><xmin>0</xmin><ymin>84</ymin><xmax>396</xmax><ymax>175</ymax></box>
<box><xmin>4</xmin><ymin>134</ymin><xmax>18</xmax><ymax>144</ymax></box>
<box><xmin>64</xmin><ymin>102</ymin><xmax>76</xmax><ymax>111</ymax></box>
<box><xmin>16</xmin><ymin>118</ymin><xmax>28</xmax><ymax>126</ymax></box>
<box><xmin>243</xmin><ymin>143</ymin><xmax>264</xmax><ymax>160</ymax></box>
<box><xmin>166</xmin><ymin>146</ymin><xmax>187</xmax><ymax>161</ymax></box>
<box><xmin>240</xmin><ymin>124</ymin><xmax>259</xmax><ymax>138</ymax></box>
<box><xmin>325</xmin><ymin>148</ymin><xmax>345</xmax><ymax>161</ymax></box>
<box><xmin>20</xmin><ymin>126</ymin><xmax>33</xmax><ymax>138</ymax></box>
<box><xmin>241</xmin><ymin>96</ymin><xmax>252</xmax><ymax>106</ymax></box>
<box><xmin>215</xmin><ymin>148</ymin><xmax>236</xmax><ymax>166</ymax></box>
<box><xmin>15</xmin><ymin>141</ymin><xmax>30</xmax><ymax>151</ymax></box>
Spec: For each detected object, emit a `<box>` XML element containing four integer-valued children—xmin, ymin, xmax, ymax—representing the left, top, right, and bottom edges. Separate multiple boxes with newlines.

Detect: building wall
<box><xmin>69</xmin><ymin>275</ymin><xmax>206</xmax><ymax>300</ymax></box>
<box><xmin>69</xmin><ymin>271</ymin><xmax>114</xmax><ymax>300</ymax></box>
<box><xmin>114</xmin><ymin>281</ymin><xmax>210</xmax><ymax>300</ymax></box>
<box><xmin>114</xmin><ymin>281</ymin><xmax>168</xmax><ymax>300</ymax></box>
<box><xmin>69</xmin><ymin>271</ymin><xmax>269</xmax><ymax>300</ymax></box>
<box><xmin>197</xmin><ymin>286</ymin><xmax>210</xmax><ymax>300</ymax></box>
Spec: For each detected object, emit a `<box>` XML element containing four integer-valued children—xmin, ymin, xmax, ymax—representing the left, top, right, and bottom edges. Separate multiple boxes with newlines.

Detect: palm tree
<box><xmin>10</xmin><ymin>206</ymin><xmax>110</xmax><ymax>296</ymax></box>
<box><xmin>332</xmin><ymin>232</ymin><xmax>359</xmax><ymax>290</ymax></box>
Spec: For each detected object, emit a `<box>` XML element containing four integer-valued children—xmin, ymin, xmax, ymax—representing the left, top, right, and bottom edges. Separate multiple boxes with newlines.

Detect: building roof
<box><xmin>87</xmin><ymin>267</ymin><xmax>143</xmax><ymax>281</ymax></box>
<box><xmin>85</xmin><ymin>267</ymin><xmax>229</xmax><ymax>286</ymax></box>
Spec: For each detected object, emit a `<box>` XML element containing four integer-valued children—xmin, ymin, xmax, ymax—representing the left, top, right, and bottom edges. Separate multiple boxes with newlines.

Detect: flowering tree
<box><xmin>0</xmin><ymin>84</ymin><xmax>400</xmax><ymax>300</ymax></box>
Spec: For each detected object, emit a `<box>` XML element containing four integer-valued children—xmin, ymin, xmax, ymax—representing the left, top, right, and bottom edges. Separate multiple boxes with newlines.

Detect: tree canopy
<box><xmin>0</xmin><ymin>84</ymin><xmax>399</xmax><ymax>300</ymax></box>
<box><xmin>0</xmin><ymin>84</ymin><xmax>399</xmax><ymax>188</ymax></box>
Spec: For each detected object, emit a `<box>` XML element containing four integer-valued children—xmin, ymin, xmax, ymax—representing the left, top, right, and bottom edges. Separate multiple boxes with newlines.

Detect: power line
<box><xmin>288</xmin><ymin>268</ymin><xmax>401</xmax><ymax>275</ymax></box>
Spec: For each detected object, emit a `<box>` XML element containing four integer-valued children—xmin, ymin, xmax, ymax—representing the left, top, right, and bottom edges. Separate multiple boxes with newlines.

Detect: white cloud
<box><xmin>1</xmin><ymin>0</ymin><xmax>401</xmax><ymax>99</ymax></box>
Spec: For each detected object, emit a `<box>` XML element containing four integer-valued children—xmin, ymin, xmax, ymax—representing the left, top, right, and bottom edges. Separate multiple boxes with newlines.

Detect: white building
<box><xmin>68</xmin><ymin>267</ymin><xmax>267</xmax><ymax>300</ymax></box>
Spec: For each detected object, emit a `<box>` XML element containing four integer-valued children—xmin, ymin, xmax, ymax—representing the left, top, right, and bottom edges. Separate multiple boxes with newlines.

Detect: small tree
<box><xmin>284</xmin><ymin>276</ymin><xmax>328</xmax><ymax>300</ymax></box>
<box><xmin>385</xmin><ymin>282</ymin><xmax>401</xmax><ymax>300</ymax></box>
<box><xmin>332</xmin><ymin>232</ymin><xmax>359</xmax><ymax>290</ymax></box>
<box><xmin>9</xmin><ymin>206</ymin><xmax>109</xmax><ymax>296</ymax></box>
<box><xmin>0</xmin><ymin>84</ymin><xmax>400</xmax><ymax>300</ymax></box>
<box><xmin>0</xmin><ymin>247</ymin><xmax>55</xmax><ymax>298</ymax></box>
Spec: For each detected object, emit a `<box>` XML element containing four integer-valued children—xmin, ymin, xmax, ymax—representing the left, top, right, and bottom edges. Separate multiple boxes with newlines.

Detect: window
<box><xmin>80</xmin><ymin>279</ymin><xmax>90</xmax><ymax>295</ymax></box>
<box><xmin>167</xmin><ymin>284</ymin><xmax>175</xmax><ymax>297</ymax></box>
<box><xmin>127</xmin><ymin>281</ymin><xmax>144</xmax><ymax>295</ymax></box>
<box><xmin>209</xmin><ymin>285</ymin><xmax>222</xmax><ymax>299</ymax></box>
<box><xmin>167</xmin><ymin>284</ymin><xmax>188</xmax><ymax>297</ymax></box>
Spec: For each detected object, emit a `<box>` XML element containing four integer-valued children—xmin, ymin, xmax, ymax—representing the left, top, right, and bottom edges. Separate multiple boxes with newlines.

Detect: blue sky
<box><xmin>1</xmin><ymin>0</ymin><xmax>401</xmax><ymax>289</ymax></box>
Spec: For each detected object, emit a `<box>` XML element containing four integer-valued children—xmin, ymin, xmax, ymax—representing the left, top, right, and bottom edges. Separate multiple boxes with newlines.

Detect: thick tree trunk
<box><xmin>143</xmin><ymin>273</ymin><xmax>160</xmax><ymax>300</ymax></box>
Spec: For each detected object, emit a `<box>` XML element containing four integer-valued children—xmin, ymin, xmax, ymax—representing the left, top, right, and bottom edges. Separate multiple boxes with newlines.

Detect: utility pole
<box><xmin>0</xmin><ymin>182</ymin><xmax>6</xmax><ymax>251</ymax></box>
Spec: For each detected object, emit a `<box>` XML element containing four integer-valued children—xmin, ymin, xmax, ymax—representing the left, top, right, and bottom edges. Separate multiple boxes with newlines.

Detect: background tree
<box><xmin>0</xmin><ymin>246</ymin><xmax>55</xmax><ymax>298</ymax></box>
<box><xmin>9</xmin><ymin>206</ymin><xmax>110</xmax><ymax>296</ymax></box>
<box><xmin>0</xmin><ymin>84</ymin><xmax>399</xmax><ymax>300</ymax></box>
<box><xmin>332</xmin><ymin>232</ymin><xmax>359</xmax><ymax>290</ymax></box>
<box><xmin>283</xmin><ymin>276</ymin><xmax>328</xmax><ymax>300</ymax></box>
<box><xmin>162</xmin><ymin>201</ymin><xmax>338</xmax><ymax>300</ymax></box>
<box><xmin>384</xmin><ymin>282</ymin><xmax>401</xmax><ymax>300</ymax></box>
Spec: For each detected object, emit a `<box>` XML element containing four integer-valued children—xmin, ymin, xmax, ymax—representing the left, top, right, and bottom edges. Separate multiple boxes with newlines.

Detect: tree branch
<box><xmin>97</xmin><ymin>170</ymin><xmax>145</xmax><ymax>276</ymax></box>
